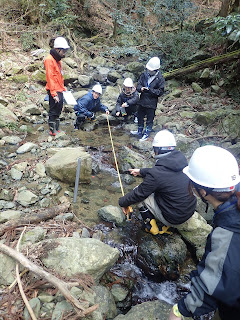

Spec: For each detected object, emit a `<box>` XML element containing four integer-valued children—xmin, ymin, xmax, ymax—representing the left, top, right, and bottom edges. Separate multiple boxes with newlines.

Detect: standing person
<box><xmin>118</xmin><ymin>130</ymin><xmax>197</xmax><ymax>235</ymax></box>
<box><xmin>113</xmin><ymin>78</ymin><xmax>139</xmax><ymax>122</ymax></box>
<box><xmin>168</xmin><ymin>145</ymin><xmax>240</xmax><ymax>320</ymax></box>
<box><xmin>74</xmin><ymin>84</ymin><xmax>109</xmax><ymax>129</ymax></box>
<box><xmin>131</xmin><ymin>57</ymin><xmax>165</xmax><ymax>141</ymax></box>
<box><xmin>44</xmin><ymin>36</ymin><xmax>70</xmax><ymax>136</ymax></box>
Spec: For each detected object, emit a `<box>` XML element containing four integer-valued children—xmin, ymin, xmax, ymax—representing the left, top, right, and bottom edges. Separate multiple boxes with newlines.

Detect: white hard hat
<box><xmin>92</xmin><ymin>84</ymin><xmax>102</xmax><ymax>94</ymax></box>
<box><xmin>146</xmin><ymin>57</ymin><xmax>161</xmax><ymax>71</ymax></box>
<box><xmin>54</xmin><ymin>37</ymin><xmax>70</xmax><ymax>49</ymax></box>
<box><xmin>183</xmin><ymin>145</ymin><xmax>240</xmax><ymax>191</ymax></box>
<box><xmin>152</xmin><ymin>130</ymin><xmax>176</xmax><ymax>148</ymax></box>
<box><xmin>123</xmin><ymin>78</ymin><xmax>133</xmax><ymax>87</ymax></box>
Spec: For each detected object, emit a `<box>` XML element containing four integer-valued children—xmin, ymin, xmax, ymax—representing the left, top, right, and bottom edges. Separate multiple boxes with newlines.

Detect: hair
<box><xmin>49</xmin><ymin>38</ymin><xmax>55</xmax><ymax>48</ymax></box>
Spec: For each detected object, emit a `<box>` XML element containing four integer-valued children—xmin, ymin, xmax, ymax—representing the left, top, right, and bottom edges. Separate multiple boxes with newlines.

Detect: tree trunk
<box><xmin>163</xmin><ymin>49</ymin><xmax>240</xmax><ymax>80</ymax></box>
<box><xmin>218</xmin><ymin>0</ymin><xmax>240</xmax><ymax>17</ymax></box>
<box><xmin>0</xmin><ymin>203</ymin><xmax>70</xmax><ymax>237</ymax></box>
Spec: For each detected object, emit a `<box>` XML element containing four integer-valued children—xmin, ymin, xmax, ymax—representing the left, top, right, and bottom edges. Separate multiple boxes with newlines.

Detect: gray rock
<box><xmin>51</xmin><ymin>300</ymin><xmax>73</xmax><ymax>320</ymax></box>
<box><xmin>10</xmin><ymin>167</ymin><xmax>23</xmax><ymax>180</ymax></box>
<box><xmin>0</xmin><ymin>210</ymin><xmax>22</xmax><ymax>223</ymax></box>
<box><xmin>192</xmin><ymin>82</ymin><xmax>203</xmax><ymax>93</ymax></box>
<box><xmin>22</xmin><ymin>104</ymin><xmax>41</xmax><ymax>115</ymax></box>
<box><xmin>0</xmin><ymin>103</ymin><xmax>18</xmax><ymax>127</ymax></box>
<box><xmin>23</xmin><ymin>298</ymin><xmax>41</xmax><ymax>320</ymax></box>
<box><xmin>78</xmin><ymin>74</ymin><xmax>93</xmax><ymax>87</ymax></box>
<box><xmin>45</xmin><ymin>147</ymin><xmax>92</xmax><ymax>184</ymax></box>
<box><xmin>2</xmin><ymin>135</ymin><xmax>22</xmax><ymax>145</ymax></box>
<box><xmin>0</xmin><ymin>189</ymin><xmax>14</xmax><ymax>201</ymax></box>
<box><xmin>98</xmin><ymin>205</ymin><xmax>125</xmax><ymax>226</ymax></box>
<box><xmin>35</xmin><ymin>162</ymin><xmax>46</xmax><ymax>177</ymax></box>
<box><xmin>111</xmin><ymin>284</ymin><xmax>129</xmax><ymax>302</ymax></box>
<box><xmin>16</xmin><ymin>189</ymin><xmax>39</xmax><ymax>207</ymax></box>
<box><xmin>21</xmin><ymin>226</ymin><xmax>46</xmax><ymax>245</ymax></box>
<box><xmin>113</xmin><ymin>300</ymin><xmax>172</xmax><ymax>320</ymax></box>
<box><xmin>16</xmin><ymin>142</ymin><xmax>38</xmax><ymax>154</ymax></box>
<box><xmin>40</xmin><ymin>237</ymin><xmax>120</xmax><ymax>282</ymax></box>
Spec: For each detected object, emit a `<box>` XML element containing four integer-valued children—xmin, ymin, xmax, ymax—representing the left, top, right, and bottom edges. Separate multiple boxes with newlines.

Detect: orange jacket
<box><xmin>44</xmin><ymin>54</ymin><xmax>66</xmax><ymax>97</ymax></box>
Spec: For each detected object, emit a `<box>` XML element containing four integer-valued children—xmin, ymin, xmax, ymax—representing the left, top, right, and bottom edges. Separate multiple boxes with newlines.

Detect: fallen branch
<box><xmin>16</xmin><ymin>226</ymin><xmax>37</xmax><ymax>320</ymax></box>
<box><xmin>0</xmin><ymin>242</ymin><xmax>98</xmax><ymax>317</ymax></box>
<box><xmin>0</xmin><ymin>203</ymin><xmax>71</xmax><ymax>237</ymax></box>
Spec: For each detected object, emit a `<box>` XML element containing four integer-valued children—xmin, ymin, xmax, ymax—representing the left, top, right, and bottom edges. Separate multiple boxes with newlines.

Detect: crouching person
<box><xmin>168</xmin><ymin>145</ymin><xmax>240</xmax><ymax>320</ymax></box>
<box><xmin>118</xmin><ymin>130</ymin><xmax>197</xmax><ymax>235</ymax></box>
<box><xmin>113</xmin><ymin>78</ymin><xmax>139</xmax><ymax>123</ymax></box>
<box><xmin>74</xmin><ymin>84</ymin><xmax>109</xmax><ymax>129</ymax></box>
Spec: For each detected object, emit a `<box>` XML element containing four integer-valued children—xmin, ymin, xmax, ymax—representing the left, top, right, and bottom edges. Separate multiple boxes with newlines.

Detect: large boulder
<box><xmin>39</xmin><ymin>237</ymin><xmax>120</xmax><ymax>282</ymax></box>
<box><xmin>45</xmin><ymin>147</ymin><xmax>92</xmax><ymax>184</ymax></box>
<box><xmin>118</xmin><ymin>146</ymin><xmax>154</xmax><ymax>172</ymax></box>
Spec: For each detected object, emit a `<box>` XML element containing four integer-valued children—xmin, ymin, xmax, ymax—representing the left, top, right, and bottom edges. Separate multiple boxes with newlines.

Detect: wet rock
<box><xmin>98</xmin><ymin>205</ymin><xmax>125</xmax><ymax>226</ymax></box>
<box><xmin>45</xmin><ymin>147</ymin><xmax>92</xmax><ymax>184</ymax></box>
<box><xmin>137</xmin><ymin>232</ymin><xmax>187</xmax><ymax>280</ymax></box>
<box><xmin>111</xmin><ymin>284</ymin><xmax>129</xmax><ymax>302</ymax></box>
<box><xmin>0</xmin><ymin>210</ymin><xmax>21</xmax><ymax>223</ymax></box>
<box><xmin>40</xmin><ymin>237</ymin><xmax>120</xmax><ymax>282</ymax></box>
<box><xmin>113</xmin><ymin>300</ymin><xmax>172</xmax><ymax>320</ymax></box>
<box><xmin>16</xmin><ymin>142</ymin><xmax>38</xmax><ymax>154</ymax></box>
<box><xmin>16</xmin><ymin>189</ymin><xmax>39</xmax><ymax>207</ymax></box>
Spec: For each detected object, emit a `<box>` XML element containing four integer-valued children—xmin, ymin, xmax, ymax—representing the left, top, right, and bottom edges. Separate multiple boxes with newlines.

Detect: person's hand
<box><xmin>122</xmin><ymin>102</ymin><xmax>128</xmax><ymax>108</ymax></box>
<box><xmin>116</xmin><ymin>112</ymin><xmax>120</xmax><ymax>117</ymax></box>
<box><xmin>53</xmin><ymin>95</ymin><xmax>59</xmax><ymax>103</ymax></box>
<box><xmin>141</xmin><ymin>87</ymin><xmax>149</xmax><ymax>92</ymax></box>
<box><xmin>129</xmin><ymin>168</ymin><xmax>140</xmax><ymax>176</ymax></box>
<box><xmin>121</xmin><ymin>207</ymin><xmax>129</xmax><ymax>215</ymax></box>
<box><xmin>106</xmin><ymin>110</ymin><xmax>110</xmax><ymax>115</ymax></box>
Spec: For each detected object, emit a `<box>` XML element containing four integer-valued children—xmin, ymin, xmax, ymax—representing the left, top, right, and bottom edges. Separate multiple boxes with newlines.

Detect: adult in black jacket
<box><xmin>131</xmin><ymin>57</ymin><xmax>165</xmax><ymax>141</ymax></box>
<box><xmin>119</xmin><ymin>130</ymin><xmax>196</xmax><ymax>235</ymax></box>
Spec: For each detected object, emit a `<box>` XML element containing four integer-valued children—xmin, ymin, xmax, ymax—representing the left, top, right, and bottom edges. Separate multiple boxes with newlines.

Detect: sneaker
<box><xmin>134</xmin><ymin>117</ymin><xmax>138</xmax><ymax>124</ymax></box>
<box><xmin>130</xmin><ymin>130</ymin><xmax>139</xmax><ymax>135</ymax></box>
<box><xmin>139</xmin><ymin>133</ymin><xmax>149</xmax><ymax>141</ymax></box>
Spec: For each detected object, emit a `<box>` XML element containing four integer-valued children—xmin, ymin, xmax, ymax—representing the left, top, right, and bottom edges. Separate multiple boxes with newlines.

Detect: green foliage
<box><xmin>157</xmin><ymin>30</ymin><xmax>204</xmax><ymax>70</ymax></box>
<box><xmin>210</xmin><ymin>14</ymin><xmax>240</xmax><ymax>44</ymax></box>
<box><xmin>20</xmin><ymin>33</ymin><xmax>35</xmax><ymax>51</ymax></box>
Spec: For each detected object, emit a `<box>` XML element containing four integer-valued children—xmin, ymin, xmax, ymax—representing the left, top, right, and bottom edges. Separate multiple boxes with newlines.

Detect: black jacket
<box><xmin>118</xmin><ymin>150</ymin><xmax>196</xmax><ymax>224</ymax></box>
<box><xmin>116</xmin><ymin>89</ymin><xmax>139</xmax><ymax>113</ymax></box>
<box><xmin>178</xmin><ymin>189</ymin><xmax>240</xmax><ymax>319</ymax></box>
<box><xmin>136</xmin><ymin>71</ymin><xmax>165</xmax><ymax>109</ymax></box>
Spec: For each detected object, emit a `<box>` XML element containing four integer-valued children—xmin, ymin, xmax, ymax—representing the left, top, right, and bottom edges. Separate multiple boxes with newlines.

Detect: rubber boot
<box><xmin>139</xmin><ymin>206</ymin><xmax>160</xmax><ymax>235</ymax></box>
<box><xmin>55</xmin><ymin>118</ymin><xmax>60</xmax><ymax>133</ymax></box>
<box><xmin>49</xmin><ymin>121</ymin><xmax>56</xmax><ymax>136</ymax></box>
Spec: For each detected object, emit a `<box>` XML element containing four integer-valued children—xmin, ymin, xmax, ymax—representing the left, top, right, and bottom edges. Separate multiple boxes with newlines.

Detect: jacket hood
<box><xmin>213</xmin><ymin>193</ymin><xmax>240</xmax><ymax>234</ymax></box>
<box><xmin>155</xmin><ymin>150</ymin><xmax>187</xmax><ymax>172</ymax></box>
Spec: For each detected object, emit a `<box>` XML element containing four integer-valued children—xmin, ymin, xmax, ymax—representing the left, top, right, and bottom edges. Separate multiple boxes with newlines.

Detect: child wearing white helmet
<box><xmin>169</xmin><ymin>145</ymin><xmax>240</xmax><ymax>320</ymax></box>
<box><xmin>44</xmin><ymin>36</ymin><xmax>70</xmax><ymax>136</ymax></box>
<box><xmin>113</xmin><ymin>78</ymin><xmax>139</xmax><ymax>123</ymax></box>
<box><xmin>131</xmin><ymin>57</ymin><xmax>165</xmax><ymax>141</ymax></box>
<box><xmin>73</xmin><ymin>84</ymin><xmax>109</xmax><ymax>129</ymax></box>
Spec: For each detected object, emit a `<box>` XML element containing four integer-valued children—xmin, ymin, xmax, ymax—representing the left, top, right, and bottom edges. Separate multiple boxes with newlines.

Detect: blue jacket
<box><xmin>178</xmin><ymin>187</ymin><xmax>240</xmax><ymax>319</ymax></box>
<box><xmin>74</xmin><ymin>91</ymin><xmax>108</xmax><ymax>118</ymax></box>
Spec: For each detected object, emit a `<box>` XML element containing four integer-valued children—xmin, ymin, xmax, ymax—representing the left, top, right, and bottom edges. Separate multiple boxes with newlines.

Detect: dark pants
<box><xmin>138</xmin><ymin>105</ymin><xmax>155</xmax><ymax>132</ymax></box>
<box><xmin>48</xmin><ymin>91</ymin><xmax>63</xmax><ymax>122</ymax></box>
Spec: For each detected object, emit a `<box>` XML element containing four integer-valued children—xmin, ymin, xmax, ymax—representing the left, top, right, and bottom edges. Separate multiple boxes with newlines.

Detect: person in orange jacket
<box><xmin>44</xmin><ymin>36</ymin><xmax>70</xmax><ymax>136</ymax></box>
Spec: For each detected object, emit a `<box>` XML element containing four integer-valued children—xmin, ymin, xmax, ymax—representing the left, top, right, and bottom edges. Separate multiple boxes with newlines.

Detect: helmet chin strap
<box><xmin>192</xmin><ymin>183</ymin><xmax>213</xmax><ymax>213</ymax></box>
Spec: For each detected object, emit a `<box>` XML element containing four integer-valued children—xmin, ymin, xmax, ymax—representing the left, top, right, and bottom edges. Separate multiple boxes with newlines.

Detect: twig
<box><xmin>16</xmin><ymin>226</ymin><xmax>37</xmax><ymax>320</ymax></box>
